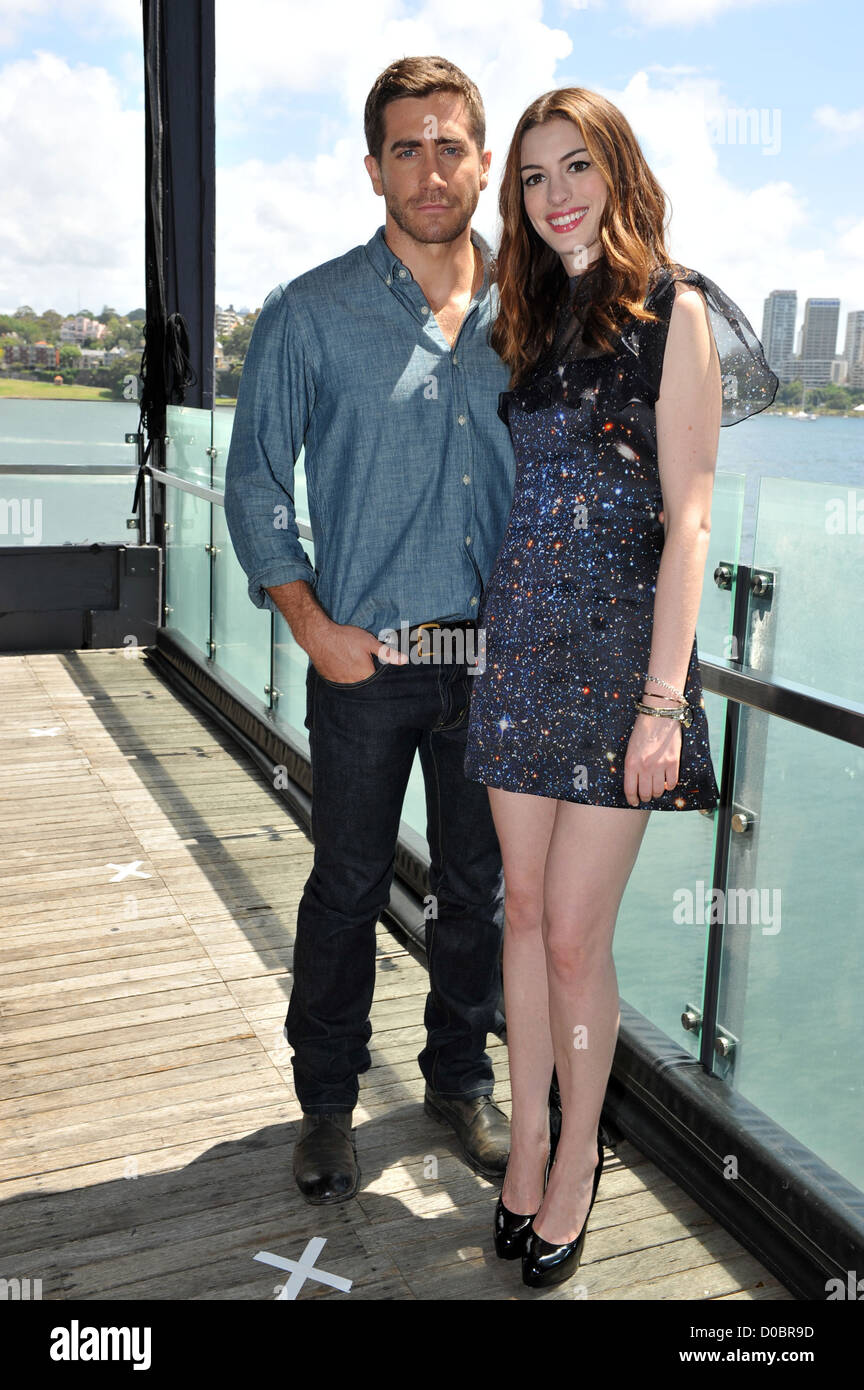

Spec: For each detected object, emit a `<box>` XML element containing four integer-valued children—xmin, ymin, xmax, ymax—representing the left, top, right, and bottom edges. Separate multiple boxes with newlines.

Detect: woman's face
<box><xmin>519</xmin><ymin>117</ymin><xmax>608</xmax><ymax>274</ymax></box>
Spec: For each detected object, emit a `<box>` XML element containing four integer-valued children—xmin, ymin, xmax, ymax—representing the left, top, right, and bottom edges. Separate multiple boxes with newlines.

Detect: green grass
<box><xmin>0</xmin><ymin>379</ymin><xmax>114</xmax><ymax>401</ymax></box>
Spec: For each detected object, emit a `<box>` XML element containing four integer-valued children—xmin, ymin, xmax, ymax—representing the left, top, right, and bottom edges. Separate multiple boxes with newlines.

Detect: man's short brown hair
<box><xmin>364</xmin><ymin>56</ymin><xmax>486</xmax><ymax>164</ymax></box>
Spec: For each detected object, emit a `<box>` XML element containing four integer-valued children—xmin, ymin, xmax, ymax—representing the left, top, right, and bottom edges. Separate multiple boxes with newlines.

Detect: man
<box><xmin>224</xmin><ymin>56</ymin><xmax>515</xmax><ymax>1203</ymax></box>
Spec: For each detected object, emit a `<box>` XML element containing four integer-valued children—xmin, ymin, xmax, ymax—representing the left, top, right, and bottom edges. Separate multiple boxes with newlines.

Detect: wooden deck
<box><xmin>0</xmin><ymin>650</ymin><xmax>793</xmax><ymax>1301</ymax></box>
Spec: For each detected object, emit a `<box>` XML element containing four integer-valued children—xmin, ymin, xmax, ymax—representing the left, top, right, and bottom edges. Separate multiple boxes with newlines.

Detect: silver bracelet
<box><xmin>644</xmin><ymin>673</ymin><xmax>686</xmax><ymax>702</ymax></box>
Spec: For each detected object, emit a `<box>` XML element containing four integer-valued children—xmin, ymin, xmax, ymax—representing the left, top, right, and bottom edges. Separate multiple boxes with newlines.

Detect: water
<box><xmin>0</xmin><ymin>399</ymin><xmax>142</xmax><ymax>466</ymax></box>
<box><xmin>1</xmin><ymin>398</ymin><xmax>862</xmax><ymax>546</ymax></box>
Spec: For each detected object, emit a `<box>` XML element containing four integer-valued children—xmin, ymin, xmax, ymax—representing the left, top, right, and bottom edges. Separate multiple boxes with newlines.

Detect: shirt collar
<box><xmin>364</xmin><ymin>223</ymin><xmax>495</xmax><ymax>297</ymax></box>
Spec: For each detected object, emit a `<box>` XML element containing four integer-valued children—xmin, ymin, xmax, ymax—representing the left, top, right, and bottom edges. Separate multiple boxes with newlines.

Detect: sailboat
<box><xmin>789</xmin><ymin>381</ymin><xmax>818</xmax><ymax>419</ymax></box>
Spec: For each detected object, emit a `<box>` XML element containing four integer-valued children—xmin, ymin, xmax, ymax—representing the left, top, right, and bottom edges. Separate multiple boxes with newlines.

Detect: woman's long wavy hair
<box><xmin>492</xmin><ymin>88</ymin><xmax>677</xmax><ymax>386</ymax></box>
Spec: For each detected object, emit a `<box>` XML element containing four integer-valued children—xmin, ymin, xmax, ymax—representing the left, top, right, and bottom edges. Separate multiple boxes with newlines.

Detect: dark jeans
<box><xmin>284</xmin><ymin>650</ymin><xmax>506</xmax><ymax>1114</ymax></box>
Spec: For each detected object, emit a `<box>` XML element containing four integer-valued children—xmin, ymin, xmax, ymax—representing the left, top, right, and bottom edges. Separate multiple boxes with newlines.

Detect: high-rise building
<box><xmin>797</xmin><ymin>298</ymin><xmax>840</xmax><ymax>386</ymax></box>
<box><xmin>842</xmin><ymin>310</ymin><xmax>864</xmax><ymax>390</ymax></box>
<box><xmin>761</xmin><ymin>290</ymin><xmax>797</xmax><ymax>383</ymax></box>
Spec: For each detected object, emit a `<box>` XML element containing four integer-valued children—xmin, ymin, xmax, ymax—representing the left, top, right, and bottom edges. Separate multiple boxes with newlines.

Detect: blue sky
<box><xmin>0</xmin><ymin>0</ymin><xmax>861</xmax><ymax>352</ymax></box>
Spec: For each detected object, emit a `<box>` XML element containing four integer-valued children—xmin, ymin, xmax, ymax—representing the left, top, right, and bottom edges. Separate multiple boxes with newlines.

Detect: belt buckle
<box><xmin>416</xmin><ymin>621</ymin><xmax>440</xmax><ymax>660</ymax></box>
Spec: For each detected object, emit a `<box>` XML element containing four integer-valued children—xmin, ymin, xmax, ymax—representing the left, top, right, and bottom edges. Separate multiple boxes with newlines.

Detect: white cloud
<box><xmin>814</xmin><ymin>104</ymin><xmax>864</xmax><ymax>142</ymax></box>
<box><xmin>0</xmin><ymin>51</ymin><xmax>144</xmax><ymax>314</ymax></box>
<box><xmin>0</xmin><ymin>0</ymin><xmax>140</xmax><ymax>48</ymax></box>
<box><xmin>837</xmin><ymin>216</ymin><xmax>864</xmax><ymax>261</ymax></box>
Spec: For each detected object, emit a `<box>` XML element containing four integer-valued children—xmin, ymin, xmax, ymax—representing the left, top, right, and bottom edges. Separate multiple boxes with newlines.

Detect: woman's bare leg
<box><xmin>487</xmin><ymin>786</ymin><xmax>558</xmax><ymax>1214</ymax></box>
<box><xmin>534</xmin><ymin>802</ymin><xmax>651</xmax><ymax>1244</ymax></box>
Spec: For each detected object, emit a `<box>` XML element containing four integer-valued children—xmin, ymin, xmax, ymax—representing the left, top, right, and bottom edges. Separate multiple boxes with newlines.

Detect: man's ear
<box><xmin>363</xmin><ymin>153</ymin><xmax>383</xmax><ymax>196</ymax></box>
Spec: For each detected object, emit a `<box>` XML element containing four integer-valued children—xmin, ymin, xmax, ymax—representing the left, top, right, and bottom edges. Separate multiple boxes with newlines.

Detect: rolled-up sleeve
<box><xmin>224</xmin><ymin>284</ymin><xmax>318</xmax><ymax>613</ymax></box>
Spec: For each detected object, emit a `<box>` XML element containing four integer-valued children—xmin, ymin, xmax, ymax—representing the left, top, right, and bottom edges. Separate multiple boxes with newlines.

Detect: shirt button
<box><xmin>453</xmin><ymin>353</ymin><xmax>458</xmax><ymax>363</ymax></box>
<box><xmin>462</xmin><ymin>474</ymin><xmax>470</xmax><ymax>484</ymax></box>
<box><xmin>457</xmin><ymin>414</ymin><xmax>466</xmax><ymax>425</ymax></box>
<box><xmin>469</xmin><ymin>597</ymin><xmax>478</xmax><ymax>607</ymax></box>
<box><xmin>398</xmin><ymin>268</ymin><xmax>407</xmax><ymax>279</ymax></box>
<box><xmin>421</xmin><ymin>305</ymin><xmax>429</xmax><ymax>315</ymax></box>
<box><xmin>465</xmin><ymin>536</ymin><xmax>472</xmax><ymax>545</ymax></box>
<box><xmin>385</xmin><ymin>276</ymin><xmax>391</xmax><ymax>285</ymax></box>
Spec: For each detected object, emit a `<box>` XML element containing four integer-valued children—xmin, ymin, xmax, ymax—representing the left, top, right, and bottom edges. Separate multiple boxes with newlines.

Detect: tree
<box><xmin>39</xmin><ymin>310</ymin><xmax>63</xmax><ymax>338</ymax></box>
<box><xmin>59</xmin><ymin>345</ymin><xmax>82</xmax><ymax>369</ymax></box>
<box><xmin>223</xmin><ymin>318</ymin><xmax>256</xmax><ymax>361</ymax></box>
<box><xmin>98</xmin><ymin>305</ymin><xmax>119</xmax><ymax>324</ymax></box>
<box><xmin>216</xmin><ymin>366</ymin><xmax>243</xmax><ymax>399</ymax></box>
<box><xmin>2</xmin><ymin>314</ymin><xmax>38</xmax><ymax>344</ymax></box>
<box><xmin>100</xmin><ymin>351</ymin><xmax>143</xmax><ymax>401</ymax></box>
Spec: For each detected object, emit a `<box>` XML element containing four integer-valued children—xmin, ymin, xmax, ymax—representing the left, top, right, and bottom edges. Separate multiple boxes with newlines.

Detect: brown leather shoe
<box><xmin>293</xmin><ymin>1112</ymin><xmax>360</xmax><ymax>1204</ymax></box>
<box><xmin>423</xmin><ymin>1086</ymin><xmax>510</xmax><ymax>1181</ymax></box>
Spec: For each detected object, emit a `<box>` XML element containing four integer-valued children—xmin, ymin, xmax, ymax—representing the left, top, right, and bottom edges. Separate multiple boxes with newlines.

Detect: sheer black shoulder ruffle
<box><xmin>497</xmin><ymin>265</ymin><xmax>778</xmax><ymax>429</ymax></box>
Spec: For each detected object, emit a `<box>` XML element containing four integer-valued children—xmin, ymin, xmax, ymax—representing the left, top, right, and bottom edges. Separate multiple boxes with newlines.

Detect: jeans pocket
<box><xmin>314</xmin><ymin>653</ymin><xmax>390</xmax><ymax>689</ymax></box>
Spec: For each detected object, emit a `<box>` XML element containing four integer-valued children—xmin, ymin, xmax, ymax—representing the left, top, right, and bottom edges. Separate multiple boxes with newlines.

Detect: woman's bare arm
<box><xmin>623</xmin><ymin>280</ymin><xmax>721</xmax><ymax>805</ymax></box>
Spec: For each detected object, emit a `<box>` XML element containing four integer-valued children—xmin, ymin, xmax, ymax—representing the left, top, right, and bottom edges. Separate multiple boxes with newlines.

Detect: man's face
<box><xmin>364</xmin><ymin>91</ymin><xmax>491</xmax><ymax>245</ymax></box>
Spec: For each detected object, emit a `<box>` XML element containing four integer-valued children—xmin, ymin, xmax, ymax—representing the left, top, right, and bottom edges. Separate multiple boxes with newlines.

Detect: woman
<box><xmin>463</xmin><ymin>87</ymin><xmax>777</xmax><ymax>1290</ymax></box>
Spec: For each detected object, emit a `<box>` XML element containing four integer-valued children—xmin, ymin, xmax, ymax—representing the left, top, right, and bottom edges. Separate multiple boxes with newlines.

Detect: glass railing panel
<box><xmin>614</xmin><ymin>711</ymin><xmax>722</xmax><ymax>1059</ymax></box>
<box><xmin>210</xmin><ymin>405</ymin><xmax>231</xmax><ymax>491</ymax></box>
<box><xmin>402</xmin><ymin>756</ymin><xmax>430</xmax><ymax>848</ymax></box>
<box><xmin>272</xmin><ymin>604</ymin><xmax>313</xmax><ymax>751</ymax></box>
<box><xmin>748</xmin><ymin>476</ymin><xmax>864</xmax><ymax>705</ymax></box>
<box><xmin>164</xmin><ymin>406</ymin><xmax>213</xmax><ymax>657</ymax></box>
<box><xmin>164</xmin><ymin>483</ymin><xmax>211</xmax><ymax>658</ymax></box>
<box><xmin>699</xmin><ymin>470</ymin><xmax>746</xmax><ymax>663</ymax></box>
<box><xmin>0</xmin><ymin>398</ymin><xmax>140</xmax><ymax>545</ymax></box>
<box><xmin>0</xmin><ymin>471</ymin><xmax>136</xmax><ymax>546</ymax></box>
<box><xmin>165</xmin><ymin>405</ymin><xmax>212</xmax><ymax>484</ymax></box>
<box><xmin>211</xmin><ymin>502</ymin><xmax>272</xmax><ymax>701</ymax></box>
<box><xmin>715</xmin><ymin>706</ymin><xmax>864</xmax><ymax>1189</ymax></box>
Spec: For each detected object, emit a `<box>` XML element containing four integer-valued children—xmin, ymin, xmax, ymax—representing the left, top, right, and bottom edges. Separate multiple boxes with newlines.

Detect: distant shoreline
<box><xmin>1</xmin><ymin>383</ymin><xmax>862</xmax><ymax>418</ymax></box>
<box><xmin>0</xmin><ymin>383</ymin><xmax>238</xmax><ymax>407</ymax></box>
<box><xmin>0</xmin><ymin>381</ymin><xmax>114</xmax><ymax>401</ymax></box>
<box><xmin>763</xmin><ymin>407</ymin><xmax>864</xmax><ymax>419</ymax></box>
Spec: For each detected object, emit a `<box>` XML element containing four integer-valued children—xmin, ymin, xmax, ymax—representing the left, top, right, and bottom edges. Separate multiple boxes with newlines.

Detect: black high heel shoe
<box><xmin>521</xmin><ymin>1129</ymin><xmax>604</xmax><ymax>1288</ymax></box>
<box><xmin>494</xmin><ymin>1114</ymin><xmax>562</xmax><ymax>1260</ymax></box>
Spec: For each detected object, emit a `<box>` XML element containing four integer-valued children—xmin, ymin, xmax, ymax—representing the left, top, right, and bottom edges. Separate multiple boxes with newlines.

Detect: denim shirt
<box><xmin>223</xmin><ymin>224</ymin><xmax>516</xmax><ymax>639</ymax></box>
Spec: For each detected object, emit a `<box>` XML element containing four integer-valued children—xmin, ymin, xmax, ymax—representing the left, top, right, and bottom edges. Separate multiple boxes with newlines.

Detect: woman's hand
<box><xmin>623</xmin><ymin>710</ymin><xmax>681</xmax><ymax>806</ymax></box>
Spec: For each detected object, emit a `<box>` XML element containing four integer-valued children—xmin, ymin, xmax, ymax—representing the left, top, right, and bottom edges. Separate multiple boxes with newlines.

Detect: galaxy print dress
<box><xmin>463</xmin><ymin>264</ymin><xmax>778</xmax><ymax>810</ymax></box>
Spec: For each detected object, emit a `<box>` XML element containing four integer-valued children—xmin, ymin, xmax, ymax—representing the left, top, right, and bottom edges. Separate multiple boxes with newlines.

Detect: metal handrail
<box><xmin>0</xmin><ymin>463</ymin><xmax>138</xmax><ymax>474</ymax></box>
<box><xmin>147</xmin><ymin>462</ymin><xmax>864</xmax><ymax>748</ymax></box>
<box><xmin>146</xmin><ymin>463</ymin><xmax>313</xmax><ymax>540</ymax></box>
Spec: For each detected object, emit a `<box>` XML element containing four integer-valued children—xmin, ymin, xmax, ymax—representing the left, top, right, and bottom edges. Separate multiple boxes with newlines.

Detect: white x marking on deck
<box><xmin>106</xmin><ymin>861</ymin><xmax>151</xmax><ymax>881</ymax></box>
<box><xmin>254</xmin><ymin>1240</ymin><xmax>352</xmax><ymax>1300</ymax></box>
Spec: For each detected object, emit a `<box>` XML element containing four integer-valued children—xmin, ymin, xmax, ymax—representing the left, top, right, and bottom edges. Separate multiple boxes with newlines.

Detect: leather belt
<box><xmin>407</xmin><ymin>617</ymin><xmax>478</xmax><ymax>662</ymax></box>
